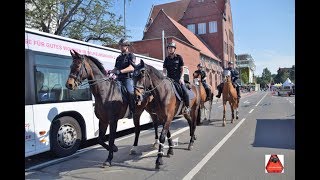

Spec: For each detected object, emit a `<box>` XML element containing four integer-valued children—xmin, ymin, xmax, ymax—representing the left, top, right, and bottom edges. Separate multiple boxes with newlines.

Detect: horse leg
<box><xmin>104</xmin><ymin>119</ymin><xmax>118</xmax><ymax>167</ymax></box>
<box><xmin>130</xmin><ymin>111</ymin><xmax>143</xmax><ymax>155</ymax></box>
<box><xmin>155</xmin><ymin>119</ymin><xmax>172</xmax><ymax>169</ymax></box>
<box><xmin>166</xmin><ymin>129</ymin><xmax>174</xmax><ymax>157</ymax></box>
<box><xmin>236</xmin><ymin>108</ymin><xmax>239</xmax><ymax>119</ymax></box>
<box><xmin>223</xmin><ymin>102</ymin><xmax>226</xmax><ymax>126</ymax></box>
<box><xmin>155</xmin><ymin>128</ymin><xmax>167</xmax><ymax>169</ymax></box>
<box><xmin>97</xmin><ymin>122</ymin><xmax>110</xmax><ymax>151</ymax></box>
<box><xmin>230</xmin><ymin>102</ymin><xmax>234</xmax><ymax>124</ymax></box>
<box><xmin>152</xmin><ymin>114</ymin><xmax>160</xmax><ymax>148</ymax></box>
<box><xmin>188</xmin><ymin>108</ymin><xmax>198</xmax><ymax>150</ymax></box>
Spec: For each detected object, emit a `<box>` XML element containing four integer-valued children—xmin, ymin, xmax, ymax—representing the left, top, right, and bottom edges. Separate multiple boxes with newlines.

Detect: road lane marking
<box><xmin>26</xmin><ymin>118</ymin><xmax>186</xmax><ymax>171</ymax></box>
<box><xmin>249</xmin><ymin>109</ymin><xmax>254</xmax><ymax>113</ymax></box>
<box><xmin>255</xmin><ymin>92</ymin><xmax>268</xmax><ymax>106</ymax></box>
<box><xmin>182</xmin><ymin>118</ymin><xmax>246</xmax><ymax>180</ymax></box>
<box><xmin>141</xmin><ymin>126</ymin><xmax>190</xmax><ymax>158</ymax></box>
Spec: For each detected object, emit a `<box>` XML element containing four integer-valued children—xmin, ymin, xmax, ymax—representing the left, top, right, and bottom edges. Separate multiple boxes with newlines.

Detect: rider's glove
<box><xmin>115</xmin><ymin>69</ymin><xmax>121</xmax><ymax>75</ymax></box>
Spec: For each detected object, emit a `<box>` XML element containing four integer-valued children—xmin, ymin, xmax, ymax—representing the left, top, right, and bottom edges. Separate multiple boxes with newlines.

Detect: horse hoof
<box><xmin>194</xmin><ymin>135</ymin><xmax>197</xmax><ymax>140</ymax></box>
<box><xmin>188</xmin><ymin>144</ymin><xmax>193</xmax><ymax>150</ymax></box>
<box><xmin>112</xmin><ymin>145</ymin><xmax>118</xmax><ymax>152</ymax></box>
<box><xmin>236</xmin><ymin>116</ymin><xmax>239</xmax><ymax>120</ymax></box>
<box><xmin>152</xmin><ymin>143</ymin><xmax>159</xmax><ymax>149</ymax></box>
<box><xmin>130</xmin><ymin>149</ymin><xmax>137</xmax><ymax>155</ymax></box>
<box><xmin>155</xmin><ymin>164</ymin><xmax>160</xmax><ymax>170</ymax></box>
<box><xmin>222</xmin><ymin>122</ymin><xmax>226</xmax><ymax>127</ymax></box>
<box><xmin>167</xmin><ymin>149</ymin><xmax>174</xmax><ymax>156</ymax></box>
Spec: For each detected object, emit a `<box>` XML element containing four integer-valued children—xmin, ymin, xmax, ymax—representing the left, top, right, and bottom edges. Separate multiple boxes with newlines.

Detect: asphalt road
<box><xmin>25</xmin><ymin>91</ymin><xmax>295</xmax><ymax>180</ymax></box>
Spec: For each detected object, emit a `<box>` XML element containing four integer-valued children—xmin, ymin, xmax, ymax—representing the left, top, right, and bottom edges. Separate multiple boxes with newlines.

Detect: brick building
<box><xmin>131</xmin><ymin>0</ymin><xmax>235</xmax><ymax>91</ymax></box>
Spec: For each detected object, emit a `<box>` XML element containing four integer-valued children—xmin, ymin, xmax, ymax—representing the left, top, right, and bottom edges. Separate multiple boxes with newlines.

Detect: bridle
<box><xmin>134</xmin><ymin>68</ymin><xmax>167</xmax><ymax>99</ymax></box>
<box><xmin>69</xmin><ymin>55</ymin><xmax>109</xmax><ymax>87</ymax></box>
<box><xmin>69</xmin><ymin>55</ymin><xmax>88</xmax><ymax>87</ymax></box>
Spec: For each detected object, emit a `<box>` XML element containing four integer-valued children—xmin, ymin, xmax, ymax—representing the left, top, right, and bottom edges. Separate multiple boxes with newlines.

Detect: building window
<box><xmin>198</xmin><ymin>23</ymin><xmax>206</xmax><ymax>34</ymax></box>
<box><xmin>187</xmin><ymin>24</ymin><xmax>195</xmax><ymax>34</ymax></box>
<box><xmin>209</xmin><ymin>21</ymin><xmax>217</xmax><ymax>33</ymax></box>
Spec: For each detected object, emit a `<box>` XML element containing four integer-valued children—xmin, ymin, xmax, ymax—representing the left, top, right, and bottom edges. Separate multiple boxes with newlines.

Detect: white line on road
<box><xmin>182</xmin><ymin>118</ymin><xmax>246</xmax><ymax>180</ymax></box>
<box><xmin>255</xmin><ymin>92</ymin><xmax>268</xmax><ymax>106</ymax></box>
<box><xmin>141</xmin><ymin>126</ymin><xmax>190</xmax><ymax>158</ymax></box>
<box><xmin>26</xmin><ymin>119</ymin><xmax>186</xmax><ymax>172</ymax></box>
<box><xmin>249</xmin><ymin>109</ymin><xmax>254</xmax><ymax>113</ymax></box>
<box><xmin>289</xmin><ymin>101</ymin><xmax>292</xmax><ymax>103</ymax></box>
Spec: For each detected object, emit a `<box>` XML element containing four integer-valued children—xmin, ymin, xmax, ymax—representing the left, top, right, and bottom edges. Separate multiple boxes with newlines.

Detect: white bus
<box><xmin>25</xmin><ymin>28</ymin><xmax>168</xmax><ymax>158</ymax></box>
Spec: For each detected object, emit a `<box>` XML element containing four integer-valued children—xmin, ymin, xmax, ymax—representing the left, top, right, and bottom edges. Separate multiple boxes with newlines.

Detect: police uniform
<box><xmin>163</xmin><ymin>54</ymin><xmax>190</xmax><ymax>107</ymax></box>
<box><xmin>216</xmin><ymin>66</ymin><xmax>241</xmax><ymax>98</ymax></box>
<box><xmin>115</xmin><ymin>51</ymin><xmax>136</xmax><ymax>116</ymax></box>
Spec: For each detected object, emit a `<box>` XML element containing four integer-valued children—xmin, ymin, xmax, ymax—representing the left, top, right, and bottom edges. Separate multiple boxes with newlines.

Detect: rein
<box><xmin>70</xmin><ymin>55</ymin><xmax>111</xmax><ymax>87</ymax></box>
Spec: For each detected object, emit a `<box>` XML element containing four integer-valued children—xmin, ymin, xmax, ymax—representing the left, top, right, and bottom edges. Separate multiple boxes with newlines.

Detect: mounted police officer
<box><xmin>163</xmin><ymin>42</ymin><xmax>191</xmax><ymax>114</ymax></box>
<box><xmin>109</xmin><ymin>38</ymin><xmax>136</xmax><ymax>118</ymax></box>
<box><xmin>216</xmin><ymin>61</ymin><xmax>241</xmax><ymax>99</ymax></box>
<box><xmin>194</xmin><ymin>63</ymin><xmax>211</xmax><ymax>100</ymax></box>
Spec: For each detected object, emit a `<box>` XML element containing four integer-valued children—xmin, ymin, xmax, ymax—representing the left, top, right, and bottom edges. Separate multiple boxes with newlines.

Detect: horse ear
<box><xmin>141</xmin><ymin>60</ymin><xmax>145</xmax><ymax>67</ymax></box>
<box><xmin>70</xmin><ymin>49</ymin><xmax>80</xmax><ymax>59</ymax></box>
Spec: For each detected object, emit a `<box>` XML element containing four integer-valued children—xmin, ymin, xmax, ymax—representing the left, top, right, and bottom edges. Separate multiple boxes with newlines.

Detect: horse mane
<box><xmin>85</xmin><ymin>55</ymin><xmax>107</xmax><ymax>75</ymax></box>
<box><xmin>145</xmin><ymin>64</ymin><xmax>165</xmax><ymax>80</ymax></box>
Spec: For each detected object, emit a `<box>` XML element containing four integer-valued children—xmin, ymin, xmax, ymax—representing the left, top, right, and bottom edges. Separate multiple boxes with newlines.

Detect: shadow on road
<box><xmin>252</xmin><ymin>119</ymin><xmax>295</xmax><ymax>150</ymax></box>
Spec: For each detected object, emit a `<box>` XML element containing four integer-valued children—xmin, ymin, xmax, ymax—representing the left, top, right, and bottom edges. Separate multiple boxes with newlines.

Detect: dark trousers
<box><xmin>174</xmin><ymin>79</ymin><xmax>190</xmax><ymax>107</ymax></box>
<box><xmin>119</xmin><ymin>78</ymin><xmax>135</xmax><ymax>113</ymax></box>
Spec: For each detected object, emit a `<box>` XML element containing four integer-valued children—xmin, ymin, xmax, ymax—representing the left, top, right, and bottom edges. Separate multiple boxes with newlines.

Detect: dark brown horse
<box><xmin>193</xmin><ymin>71</ymin><xmax>214</xmax><ymax>123</ymax></box>
<box><xmin>133</xmin><ymin>60</ymin><xmax>201</xmax><ymax>169</ymax></box>
<box><xmin>66</xmin><ymin>50</ymin><xmax>153</xmax><ymax>167</ymax></box>
<box><xmin>222</xmin><ymin>70</ymin><xmax>239</xmax><ymax>126</ymax></box>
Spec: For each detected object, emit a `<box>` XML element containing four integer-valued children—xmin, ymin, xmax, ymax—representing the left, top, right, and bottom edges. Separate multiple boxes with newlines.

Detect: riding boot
<box><xmin>216</xmin><ymin>83</ymin><xmax>223</xmax><ymax>98</ymax></box>
<box><xmin>128</xmin><ymin>93</ymin><xmax>135</xmax><ymax>118</ymax></box>
<box><xmin>236</xmin><ymin>86</ymin><xmax>241</xmax><ymax>99</ymax></box>
<box><xmin>205</xmin><ymin>88</ymin><xmax>211</xmax><ymax>101</ymax></box>
<box><xmin>182</xmin><ymin>84</ymin><xmax>190</xmax><ymax>114</ymax></box>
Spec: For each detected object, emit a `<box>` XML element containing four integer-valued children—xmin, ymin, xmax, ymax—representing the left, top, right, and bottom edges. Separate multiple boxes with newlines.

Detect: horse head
<box><xmin>193</xmin><ymin>72</ymin><xmax>201</xmax><ymax>85</ymax></box>
<box><xmin>132</xmin><ymin>60</ymin><xmax>151</xmax><ymax>104</ymax></box>
<box><xmin>223</xmin><ymin>70</ymin><xmax>232</xmax><ymax>83</ymax></box>
<box><xmin>66</xmin><ymin>49</ymin><xmax>92</xmax><ymax>90</ymax></box>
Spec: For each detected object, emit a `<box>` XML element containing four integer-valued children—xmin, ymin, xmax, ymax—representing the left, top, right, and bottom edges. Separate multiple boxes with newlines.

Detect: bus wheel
<box><xmin>50</xmin><ymin>116</ymin><xmax>82</xmax><ymax>157</ymax></box>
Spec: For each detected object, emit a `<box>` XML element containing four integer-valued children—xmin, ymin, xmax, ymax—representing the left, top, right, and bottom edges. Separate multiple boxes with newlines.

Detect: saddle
<box><xmin>171</xmin><ymin>80</ymin><xmax>195</xmax><ymax>102</ymax></box>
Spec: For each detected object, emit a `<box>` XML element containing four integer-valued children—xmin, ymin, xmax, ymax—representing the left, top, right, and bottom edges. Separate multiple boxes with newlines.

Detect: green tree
<box><xmin>25</xmin><ymin>0</ymin><xmax>129</xmax><ymax>45</ymax></box>
<box><xmin>289</xmin><ymin>65</ymin><xmax>295</xmax><ymax>83</ymax></box>
<box><xmin>274</xmin><ymin>70</ymin><xmax>289</xmax><ymax>83</ymax></box>
<box><xmin>240</xmin><ymin>69</ymin><xmax>249</xmax><ymax>85</ymax></box>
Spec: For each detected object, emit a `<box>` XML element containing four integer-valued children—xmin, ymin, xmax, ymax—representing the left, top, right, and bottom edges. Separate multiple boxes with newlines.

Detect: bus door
<box><xmin>25</xmin><ymin>106</ymin><xmax>36</xmax><ymax>155</ymax></box>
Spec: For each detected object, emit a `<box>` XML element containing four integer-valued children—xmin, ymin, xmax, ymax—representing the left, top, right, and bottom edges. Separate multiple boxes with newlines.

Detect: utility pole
<box><xmin>124</xmin><ymin>0</ymin><xmax>126</xmax><ymax>38</ymax></box>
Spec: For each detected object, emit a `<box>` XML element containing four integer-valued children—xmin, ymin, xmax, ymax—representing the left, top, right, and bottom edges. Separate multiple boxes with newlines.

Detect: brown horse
<box><xmin>66</xmin><ymin>50</ymin><xmax>155</xmax><ymax>167</ymax></box>
<box><xmin>222</xmin><ymin>70</ymin><xmax>239</xmax><ymax>126</ymax></box>
<box><xmin>133</xmin><ymin>60</ymin><xmax>201</xmax><ymax>169</ymax></box>
<box><xmin>193</xmin><ymin>71</ymin><xmax>214</xmax><ymax>124</ymax></box>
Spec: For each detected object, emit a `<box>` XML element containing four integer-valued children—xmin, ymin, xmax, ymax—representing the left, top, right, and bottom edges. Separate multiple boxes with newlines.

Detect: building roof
<box><xmin>149</xmin><ymin>0</ymin><xmax>191</xmax><ymax>22</ymax></box>
<box><xmin>164</xmin><ymin>12</ymin><xmax>221</xmax><ymax>61</ymax></box>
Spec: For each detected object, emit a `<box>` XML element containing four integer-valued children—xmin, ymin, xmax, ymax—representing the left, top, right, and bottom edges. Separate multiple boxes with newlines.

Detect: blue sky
<box><xmin>112</xmin><ymin>0</ymin><xmax>295</xmax><ymax>76</ymax></box>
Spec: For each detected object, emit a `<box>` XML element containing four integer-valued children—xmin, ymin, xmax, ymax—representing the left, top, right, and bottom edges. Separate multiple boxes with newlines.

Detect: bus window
<box><xmin>34</xmin><ymin>54</ymin><xmax>91</xmax><ymax>103</ymax></box>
